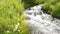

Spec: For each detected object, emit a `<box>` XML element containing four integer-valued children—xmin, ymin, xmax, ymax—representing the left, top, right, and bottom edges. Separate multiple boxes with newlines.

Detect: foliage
<box><xmin>22</xmin><ymin>0</ymin><xmax>36</xmax><ymax>8</ymax></box>
<box><xmin>42</xmin><ymin>3</ymin><xmax>50</xmax><ymax>12</ymax></box>
<box><xmin>20</xmin><ymin>15</ymin><xmax>30</xmax><ymax>34</ymax></box>
<box><xmin>35</xmin><ymin>0</ymin><xmax>48</xmax><ymax>4</ymax></box>
<box><xmin>0</xmin><ymin>0</ymin><xmax>60</xmax><ymax>34</ymax></box>
<box><xmin>22</xmin><ymin>0</ymin><xmax>47</xmax><ymax>8</ymax></box>
<box><xmin>51</xmin><ymin>2</ymin><xmax>60</xmax><ymax>18</ymax></box>
<box><xmin>42</xmin><ymin>0</ymin><xmax>60</xmax><ymax>18</ymax></box>
<box><xmin>0</xmin><ymin>0</ymin><xmax>30</xmax><ymax>34</ymax></box>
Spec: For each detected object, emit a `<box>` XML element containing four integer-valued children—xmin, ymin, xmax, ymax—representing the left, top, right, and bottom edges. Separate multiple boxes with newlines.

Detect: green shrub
<box><xmin>42</xmin><ymin>0</ymin><xmax>60</xmax><ymax>18</ymax></box>
<box><xmin>22</xmin><ymin>0</ymin><xmax>35</xmax><ymax>8</ymax></box>
<box><xmin>51</xmin><ymin>2</ymin><xmax>60</xmax><ymax>18</ymax></box>
<box><xmin>42</xmin><ymin>3</ymin><xmax>50</xmax><ymax>12</ymax></box>
<box><xmin>35</xmin><ymin>0</ymin><xmax>48</xmax><ymax>4</ymax></box>
<box><xmin>22</xmin><ymin>0</ymin><xmax>47</xmax><ymax>8</ymax></box>
<box><xmin>0</xmin><ymin>0</ymin><xmax>30</xmax><ymax>34</ymax></box>
<box><xmin>48</xmin><ymin>5</ymin><xmax>54</xmax><ymax>14</ymax></box>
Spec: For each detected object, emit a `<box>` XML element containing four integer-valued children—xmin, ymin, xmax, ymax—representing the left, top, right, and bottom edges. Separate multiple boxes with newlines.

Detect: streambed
<box><xmin>24</xmin><ymin>5</ymin><xmax>60</xmax><ymax>34</ymax></box>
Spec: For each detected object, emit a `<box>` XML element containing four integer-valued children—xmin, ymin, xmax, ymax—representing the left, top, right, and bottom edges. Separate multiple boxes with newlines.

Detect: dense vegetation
<box><xmin>0</xmin><ymin>0</ymin><xmax>60</xmax><ymax>34</ymax></box>
<box><xmin>22</xmin><ymin>0</ymin><xmax>47</xmax><ymax>8</ymax></box>
<box><xmin>42</xmin><ymin>0</ymin><xmax>60</xmax><ymax>18</ymax></box>
<box><xmin>0</xmin><ymin>0</ymin><xmax>30</xmax><ymax>34</ymax></box>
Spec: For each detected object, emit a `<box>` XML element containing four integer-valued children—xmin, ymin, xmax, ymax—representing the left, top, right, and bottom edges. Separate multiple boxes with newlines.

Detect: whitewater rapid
<box><xmin>24</xmin><ymin>5</ymin><xmax>60</xmax><ymax>34</ymax></box>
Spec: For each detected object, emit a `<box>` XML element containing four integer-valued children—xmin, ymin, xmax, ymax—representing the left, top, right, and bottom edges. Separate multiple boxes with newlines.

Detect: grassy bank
<box><xmin>0</xmin><ymin>0</ymin><xmax>30</xmax><ymax>34</ymax></box>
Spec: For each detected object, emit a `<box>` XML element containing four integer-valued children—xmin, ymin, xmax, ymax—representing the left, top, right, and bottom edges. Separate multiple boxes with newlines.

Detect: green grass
<box><xmin>20</xmin><ymin>15</ymin><xmax>30</xmax><ymax>34</ymax></box>
<box><xmin>0</xmin><ymin>0</ymin><xmax>30</xmax><ymax>34</ymax></box>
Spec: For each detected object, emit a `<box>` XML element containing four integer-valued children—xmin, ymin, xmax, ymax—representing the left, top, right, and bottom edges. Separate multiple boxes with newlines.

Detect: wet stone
<box><xmin>25</xmin><ymin>16</ymin><xmax>31</xmax><ymax>20</ymax></box>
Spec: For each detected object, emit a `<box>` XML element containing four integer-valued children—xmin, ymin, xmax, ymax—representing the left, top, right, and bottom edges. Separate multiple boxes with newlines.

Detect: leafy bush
<box><xmin>35</xmin><ymin>0</ymin><xmax>48</xmax><ymax>4</ymax></box>
<box><xmin>42</xmin><ymin>0</ymin><xmax>60</xmax><ymax>18</ymax></box>
<box><xmin>22</xmin><ymin>0</ymin><xmax>36</xmax><ymax>8</ymax></box>
<box><xmin>0</xmin><ymin>0</ymin><xmax>30</xmax><ymax>34</ymax></box>
<box><xmin>51</xmin><ymin>2</ymin><xmax>60</xmax><ymax>18</ymax></box>
<box><xmin>22</xmin><ymin>0</ymin><xmax>47</xmax><ymax>8</ymax></box>
<box><xmin>42</xmin><ymin>0</ymin><xmax>57</xmax><ymax>11</ymax></box>
<box><xmin>42</xmin><ymin>3</ymin><xmax>50</xmax><ymax>12</ymax></box>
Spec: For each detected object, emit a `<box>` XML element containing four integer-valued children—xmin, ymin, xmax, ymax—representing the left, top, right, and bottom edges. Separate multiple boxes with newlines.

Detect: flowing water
<box><xmin>24</xmin><ymin>4</ymin><xmax>60</xmax><ymax>34</ymax></box>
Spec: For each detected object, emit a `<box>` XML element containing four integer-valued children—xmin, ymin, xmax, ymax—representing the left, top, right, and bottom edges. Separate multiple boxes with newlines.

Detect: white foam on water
<box><xmin>24</xmin><ymin>4</ymin><xmax>60</xmax><ymax>34</ymax></box>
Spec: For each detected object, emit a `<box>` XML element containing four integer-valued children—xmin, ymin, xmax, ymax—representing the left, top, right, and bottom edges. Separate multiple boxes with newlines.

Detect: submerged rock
<box><xmin>24</xmin><ymin>4</ymin><xmax>60</xmax><ymax>34</ymax></box>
